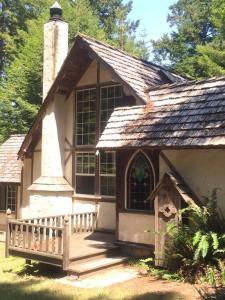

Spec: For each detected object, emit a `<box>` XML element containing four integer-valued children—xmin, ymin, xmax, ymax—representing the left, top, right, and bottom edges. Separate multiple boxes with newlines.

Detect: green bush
<box><xmin>165</xmin><ymin>189</ymin><xmax>225</xmax><ymax>285</ymax></box>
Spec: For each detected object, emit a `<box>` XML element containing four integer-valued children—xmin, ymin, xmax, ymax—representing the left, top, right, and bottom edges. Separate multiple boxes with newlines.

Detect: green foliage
<box><xmin>152</xmin><ymin>0</ymin><xmax>225</xmax><ymax>79</ymax></box>
<box><xmin>148</xmin><ymin>268</ymin><xmax>181</xmax><ymax>282</ymax></box>
<box><xmin>0</xmin><ymin>0</ymin><xmax>149</xmax><ymax>142</ymax></box>
<box><xmin>0</xmin><ymin>0</ymin><xmax>148</xmax><ymax>143</ymax></box>
<box><xmin>165</xmin><ymin>189</ymin><xmax>225</xmax><ymax>285</ymax></box>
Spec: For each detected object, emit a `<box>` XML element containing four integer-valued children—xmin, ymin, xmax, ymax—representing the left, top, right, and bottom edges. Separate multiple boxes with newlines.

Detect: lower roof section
<box><xmin>97</xmin><ymin>76</ymin><xmax>225</xmax><ymax>149</ymax></box>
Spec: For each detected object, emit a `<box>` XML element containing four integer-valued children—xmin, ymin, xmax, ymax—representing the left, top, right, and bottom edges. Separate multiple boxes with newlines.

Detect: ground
<box><xmin>0</xmin><ymin>242</ymin><xmax>214</xmax><ymax>300</ymax></box>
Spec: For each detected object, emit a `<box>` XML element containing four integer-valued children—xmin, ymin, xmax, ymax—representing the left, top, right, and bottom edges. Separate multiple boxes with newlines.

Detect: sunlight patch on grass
<box><xmin>0</xmin><ymin>242</ymin><xmax>191</xmax><ymax>300</ymax></box>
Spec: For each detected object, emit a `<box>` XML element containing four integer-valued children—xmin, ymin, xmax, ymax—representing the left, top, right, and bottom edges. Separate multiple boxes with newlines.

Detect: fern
<box><xmin>163</xmin><ymin>189</ymin><xmax>225</xmax><ymax>283</ymax></box>
<box><xmin>193</xmin><ymin>231</ymin><xmax>202</xmax><ymax>246</ymax></box>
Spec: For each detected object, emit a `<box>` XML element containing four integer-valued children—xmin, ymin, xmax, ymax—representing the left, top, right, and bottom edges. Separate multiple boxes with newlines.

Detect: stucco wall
<box><xmin>21</xmin><ymin>158</ymin><xmax>32</xmax><ymax>211</ymax></box>
<box><xmin>24</xmin><ymin>191</ymin><xmax>73</xmax><ymax>218</ymax></box>
<box><xmin>33</xmin><ymin>151</ymin><xmax>41</xmax><ymax>181</ymax></box>
<box><xmin>97</xmin><ymin>202</ymin><xmax>116</xmax><ymax>230</ymax></box>
<box><xmin>73</xmin><ymin>200</ymin><xmax>116</xmax><ymax>231</ymax></box>
<box><xmin>42</xmin><ymin>94</ymin><xmax>66</xmax><ymax>178</ymax></box>
<box><xmin>160</xmin><ymin>149</ymin><xmax>225</xmax><ymax>213</ymax></box>
<box><xmin>77</xmin><ymin>60</ymin><xmax>114</xmax><ymax>87</ymax></box>
<box><xmin>118</xmin><ymin>213</ymin><xmax>155</xmax><ymax>245</ymax></box>
<box><xmin>64</xmin><ymin>92</ymin><xmax>74</xmax><ymax>185</ymax></box>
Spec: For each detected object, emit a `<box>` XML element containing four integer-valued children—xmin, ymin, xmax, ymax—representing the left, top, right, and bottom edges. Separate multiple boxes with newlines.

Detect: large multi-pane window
<box><xmin>75</xmin><ymin>84</ymin><xmax>123</xmax><ymax>197</ymax></box>
<box><xmin>0</xmin><ymin>184</ymin><xmax>16</xmax><ymax>212</ymax></box>
<box><xmin>75</xmin><ymin>153</ymin><xmax>95</xmax><ymax>195</ymax></box>
<box><xmin>76</xmin><ymin>89</ymin><xmax>96</xmax><ymax>145</ymax></box>
<box><xmin>100</xmin><ymin>152</ymin><xmax>116</xmax><ymax>196</ymax></box>
<box><xmin>100</xmin><ymin>85</ymin><xmax>123</xmax><ymax>132</ymax></box>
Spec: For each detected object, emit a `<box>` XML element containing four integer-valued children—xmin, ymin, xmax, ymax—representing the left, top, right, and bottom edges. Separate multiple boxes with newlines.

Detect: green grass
<box><xmin>0</xmin><ymin>242</ymin><xmax>190</xmax><ymax>300</ymax></box>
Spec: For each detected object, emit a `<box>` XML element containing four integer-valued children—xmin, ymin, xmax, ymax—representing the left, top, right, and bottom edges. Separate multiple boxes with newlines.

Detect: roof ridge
<box><xmin>76</xmin><ymin>33</ymin><xmax>156</xmax><ymax>67</ymax></box>
<box><xmin>76</xmin><ymin>33</ymin><xmax>185</xmax><ymax>78</ymax></box>
<box><xmin>147</xmin><ymin>75</ymin><xmax>225</xmax><ymax>92</ymax></box>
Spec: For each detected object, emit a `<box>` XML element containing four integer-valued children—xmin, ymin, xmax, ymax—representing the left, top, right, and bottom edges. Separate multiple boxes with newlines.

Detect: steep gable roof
<box><xmin>0</xmin><ymin>135</ymin><xmax>25</xmax><ymax>183</ymax></box>
<box><xmin>97</xmin><ymin>76</ymin><xmax>225</xmax><ymax>149</ymax></box>
<box><xmin>80</xmin><ymin>34</ymin><xmax>186</xmax><ymax>100</ymax></box>
<box><xmin>151</xmin><ymin>172</ymin><xmax>200</xmax><ymax>206</ymax></box>
<box><xmin>19</xmin><ymin>34</ymin><xmax>186</xmax><ymax>157</ymax></box>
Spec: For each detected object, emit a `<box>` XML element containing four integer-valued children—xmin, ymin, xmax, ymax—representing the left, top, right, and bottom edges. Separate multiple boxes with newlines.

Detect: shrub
<box><xmin>165</xmin><ymin>189</ymin><xmax>225</xmax><ymax>285</ymax></box>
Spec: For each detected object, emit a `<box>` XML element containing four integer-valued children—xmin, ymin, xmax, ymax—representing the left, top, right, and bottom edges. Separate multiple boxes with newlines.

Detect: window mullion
<box><xmin>95</xmin><ymin>62</ymin><xmax>100</xmax><ymax>196</ymax></box>
<box><xmin>6</xmin><ymin>185</ymin><xmax>8</xmax><ymax>211</ymax></box>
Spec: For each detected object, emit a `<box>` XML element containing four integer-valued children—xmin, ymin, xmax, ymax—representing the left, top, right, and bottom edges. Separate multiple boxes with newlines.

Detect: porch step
<box><xmin>67</xmin><ymin>255</ymin><xmax>129</xmax><ymax>278</ymax></box>
<box><xmin>69</xmin><ymin>245</ymin><xmax>121</xmax><ymax>264</ymax></box>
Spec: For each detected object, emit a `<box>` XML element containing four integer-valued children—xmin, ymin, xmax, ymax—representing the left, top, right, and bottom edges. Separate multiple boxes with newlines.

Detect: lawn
<box><xmin>0</xmin><ymin>242</ymin><xmax>198</xmax><ymax>300</ymax></box>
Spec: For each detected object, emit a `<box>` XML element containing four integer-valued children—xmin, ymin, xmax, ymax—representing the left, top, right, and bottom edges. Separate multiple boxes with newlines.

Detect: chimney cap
<box><xmin>50</xmin><ymin>1</ymin><xmax>62</xmax><ymax>20</ymax></box>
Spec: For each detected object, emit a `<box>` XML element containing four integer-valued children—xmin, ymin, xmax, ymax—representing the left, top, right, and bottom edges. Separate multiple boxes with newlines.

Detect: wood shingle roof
<box><xmin>19</xmin><ymin>34</ymin><xmax>186</xmax><ymax>157</ymax></box>
<box><xmin>0</xmin><ymin>135</ymin><xmax>25</xmax><ymax>183</ymax></box>
<box><xmin>97</xmin><ymin>77</ymin><xmax>225</xmax><ymax>149</ymax></box>
<box><xmin>80</xmin><ymin>34</ymin><xmax>186</xmax><ymax>101</ymax></box>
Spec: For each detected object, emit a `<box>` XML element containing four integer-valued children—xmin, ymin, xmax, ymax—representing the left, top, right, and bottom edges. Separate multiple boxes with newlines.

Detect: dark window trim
<box><xmin>125</xmin><ymin>150</ymin><xmax>155</xmax><ymax>212</ymax></box>
<box><xmin>73</xmin><ymin>64</ymin><xmax>122</xmax><ymax>197</ymax></box>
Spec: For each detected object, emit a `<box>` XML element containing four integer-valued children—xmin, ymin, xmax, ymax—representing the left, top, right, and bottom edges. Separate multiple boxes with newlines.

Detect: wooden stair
<box><xmin>67</xmin><ymin>247</ymin><xmax>129</xmax><ymax>278</ymax></box>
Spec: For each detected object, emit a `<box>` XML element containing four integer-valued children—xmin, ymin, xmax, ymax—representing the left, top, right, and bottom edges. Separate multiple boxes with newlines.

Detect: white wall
<box><xmin>161</xmin><ymin>149</ymin><xmax>225</xmax><ymax>213</ymax></box>
<box><xmin>119</xmin><ymin>213</ymin><xmax>155</xmax><ymax>245</ymax></box>
<box><xmin>73</xmin><ymin>200</ymin><xmax>116</xmax><ymax>231</ymax></box>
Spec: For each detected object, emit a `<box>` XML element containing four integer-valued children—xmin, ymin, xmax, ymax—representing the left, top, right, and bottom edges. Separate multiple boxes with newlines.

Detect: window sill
<box><xmin>72</xmin><ymin>194</ymin><xmax>116</xmax><ymax>202</ymax></box>
<box><xmin>120</xmin><ymin>209</ymin><xmax>155</xmax><ymax>216</ymax></box>
<box><xmin>73</xmin><ymin>194</ymin><xmax>101</xmax><ymax>201</ymax></box>
<box><xmin>0</xmin><ymin>210</ymin><xmax>15</xmax><ymax>214</ymax></box>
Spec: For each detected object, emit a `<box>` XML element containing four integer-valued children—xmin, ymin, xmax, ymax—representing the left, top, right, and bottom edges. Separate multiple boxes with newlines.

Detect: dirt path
<box><xmin>107</xmin><ymin>275</ymin><xmax>202</xmax><ymax>300</ymax></box>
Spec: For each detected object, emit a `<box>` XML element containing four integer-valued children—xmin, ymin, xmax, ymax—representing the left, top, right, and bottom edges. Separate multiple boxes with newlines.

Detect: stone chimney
<box><xmin>27</xmin><ymin>2</ymin><xmax>73</xmax><ymax>218</ymax></box>
<box><xmin>43</xmin><ymin>1</ymin><xmax>68</xmax><ymax>100</ymax></box>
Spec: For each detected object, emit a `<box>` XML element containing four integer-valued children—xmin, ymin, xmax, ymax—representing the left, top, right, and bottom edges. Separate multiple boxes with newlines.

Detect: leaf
<box><xmin>193</xmin><ymin>231</ymin><xmax>202</xmax><ymax>246</ymax></box>
<box><xmin>207</xmin><ymin>269</ymin><xmax>216</xmax><ymax>286</ymax></box>
<box><xmin>201</xmin><ymin>235</ymin><xmax>209</xmax><ymax>258</ymax></box>
<box><xmin>211</xmin><ymin>232</ymin><xmax>219</xmax><ymax>250</ymax></box>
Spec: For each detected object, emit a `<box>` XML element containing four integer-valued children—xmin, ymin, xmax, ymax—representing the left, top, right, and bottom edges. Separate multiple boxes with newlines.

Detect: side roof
<box><xmin>0</xmin><ymin>134</ymin><xmax>25</xmax><ymax>183</ymax></box>
<box><xmin>18</xmin><ymin>33</ymin><xmax>186</xmax><ymax>157</ymax></box>
<box><xmin>97</xmin><ymin>76</ymin><xmax>225</xmax><ymax>149</ymax></box>
<box><xmin>151</xmin><ymin>172</ymin><xmax>200</xmax><ymax>206</ymax></box>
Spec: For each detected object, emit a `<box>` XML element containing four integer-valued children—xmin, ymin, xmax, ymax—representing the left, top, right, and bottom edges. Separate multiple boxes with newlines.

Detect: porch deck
<box><xmin>70</xmin><ymin>232</ymin><xmax>117</xmax><ymax>259</ymax></box>
<box><xmin>6</xmin><ymin>212</ymin><xmax>128</xmax><ymax>277</ymax></box>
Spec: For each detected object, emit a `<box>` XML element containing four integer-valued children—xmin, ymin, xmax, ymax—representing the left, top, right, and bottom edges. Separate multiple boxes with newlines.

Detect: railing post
<box><xmin>5</xmin><ymin>208</ymin><xmax>12</xmax><ymax>258</ymax></box>
<box><xmin>62</xmin><ymin>216</ymin><xmax>70</xmax><ymax>271</ymax></box>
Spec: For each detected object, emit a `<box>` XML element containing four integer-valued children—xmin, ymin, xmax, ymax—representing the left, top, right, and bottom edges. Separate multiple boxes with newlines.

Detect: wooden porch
<box><xmin>5</xmin><ymin>212</ymin><xmax>128</xmax><ymax>277</ymax></box>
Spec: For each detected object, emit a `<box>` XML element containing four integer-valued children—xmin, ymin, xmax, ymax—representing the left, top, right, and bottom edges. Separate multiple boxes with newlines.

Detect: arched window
<box><xmin>127</xmin><ymin>153</ymin><xmax>154</xmax><ymax>211</ymax></box>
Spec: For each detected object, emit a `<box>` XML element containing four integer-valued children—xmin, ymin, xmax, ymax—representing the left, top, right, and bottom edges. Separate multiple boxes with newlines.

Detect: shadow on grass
<box><xmin>88</xmin><ymin>291</ymin><xmax>188</xmax><ymax>300</ymax></box>
<box><xmin>0</xmin><ymin>280</ymin><xmax>73</xmax><ymax>300</ymax></box>
<box><xmin>15</xmin><ymin>261</ymin><xmax>66</xmax><ymax>279</ymax></box>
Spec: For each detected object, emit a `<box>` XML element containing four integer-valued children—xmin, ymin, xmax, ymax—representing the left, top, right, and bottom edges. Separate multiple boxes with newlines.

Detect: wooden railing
<box><xmin>19</xmin><ymin>212</ymin><xmax>97</xmax><ymax>234</ymax></box>
<box><xmin>6</xmin><ymin>211</ymin><xmax>97</xmax><ymax>270</ymax></box>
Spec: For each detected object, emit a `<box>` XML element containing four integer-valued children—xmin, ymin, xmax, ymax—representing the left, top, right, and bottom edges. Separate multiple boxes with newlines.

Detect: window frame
<box><xmin>100</xmin><ymin>151</ymin><xmax>116</xmax><ymax>197</ymax></box>
<box><xmin>0</xmin><ymin>183</ymin><xmax>17</xmax><ymax>213</ymax></box>
<box><xmin>125</xmin><ymin>150</ymin><xmax>155</xmax><ymax>212</ymax></box>
<box><xmin>73</xmin><ymin>81</ymin><xmax>122</xmax><ymax>199</ymax></box>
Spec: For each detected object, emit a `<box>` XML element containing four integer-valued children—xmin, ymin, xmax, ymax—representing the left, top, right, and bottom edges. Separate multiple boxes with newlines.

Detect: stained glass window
<box><xmin>127</xmin><ymin>154</ymin><xmax>154</xmax><ymax>210</ymax></box>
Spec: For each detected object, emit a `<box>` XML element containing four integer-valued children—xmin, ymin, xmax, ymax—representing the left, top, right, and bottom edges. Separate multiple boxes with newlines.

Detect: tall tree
<box><xmin>195</xmin><ymin>0</ymin><xmax>225</xmax><ymax>77</ymax></box>
<box><xmin>151</xmin><ymin>0</ymin><xmax>217</xmax><ymax>78</ymax></box>
<box><xmin>0</xmin><ymin>0</ymin><xmax>148</xmax><ymax>142</ymax></box>
<box><xmin>89</xmin><ymin>0</ymin><xmax>148</xmax><ymax>58</ymax></box>
<box><xmin>0</xmin><ymin>0</ymin><xmax>47</xmax><ymax>76</ymax></box>
<box><xmin>0</xmin><ymin>0</ymin><xmax>106</xmax><ymax>142</ymax></box>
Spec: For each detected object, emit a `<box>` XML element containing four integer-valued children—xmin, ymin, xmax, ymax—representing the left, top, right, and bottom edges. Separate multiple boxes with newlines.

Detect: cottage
<box><xmin>0</xmin><ymin>135</ymin><xmax>24</xmax><ymax>240</ymax></box>
<box><xmin>5</xmin><ymin>2</ymin><xmax>225</xmax><ymax>276</ymax></box>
